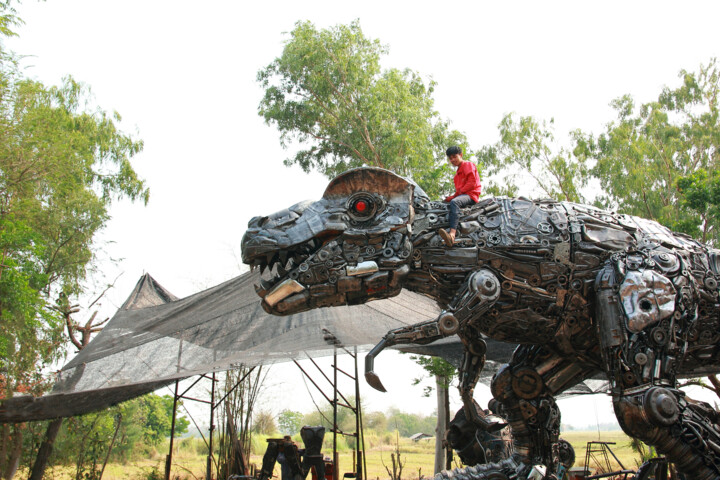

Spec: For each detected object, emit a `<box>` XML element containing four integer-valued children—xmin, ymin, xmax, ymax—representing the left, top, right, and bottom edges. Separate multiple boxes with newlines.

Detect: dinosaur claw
<box><xmin>365</xmin><ymin>371</ymin><xmax>387</xmax><ymax>392</ymax></box>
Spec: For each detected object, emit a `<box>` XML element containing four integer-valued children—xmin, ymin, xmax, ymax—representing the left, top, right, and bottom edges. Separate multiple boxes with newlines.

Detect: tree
<box><xmin>21</xmin><ymin>393</ymin><xmax>188</xmax><ymax>479</ymax></box>
<box><xmin>0</xmin><ymin>3</ymin><xmax>148</xmax><ymax>474</ymax></box>
<box><xmin>477</xmin><ymin>113</ymin><xmax>589</xmax><ymax>201</ymax></box>
<box><xmin>257</xmin><ymin>19</ymin><xmax>470</xmax><ymax>198</ymax></box>
<box><xmin>277</xmin><ymin>410</ymin><xmax>304</xmax><ymax>435</ymax></box>
<box><xmin>28</xmin><ymin>284</ymin><xmax>126</xmax><ymax>480</ymax></box>
<box><xmin>676</xmin><ymin>168</ymin><xmax>720</xmax><ymax>241</ymax></box>
<box><xmin>409</xmin><ymin>355</ymin><xmax>456</xmax><ymax>473</ymax></box>
<box><xmin>140</xmin><ymin>394</ymin><xmax>188</xmax><ymax>446</ymax></box>
<box><xmin>574</xmin><ymin>58</ymin><xmax>720</xmax><ymax>244</ymax></box>
<box><xmin>252</xmin><ymin>410</ymin><xmax>278</xmax><ymax>435</ymax></box>
<box><xmin>363</xmin><ymin>411</ymin><xmax>387</xmax><ymax>433</ymax></box>
<box><xmin>217</xmin><ymin>366</ymin><xmax>266</xmax><ymax>479</ymax></box>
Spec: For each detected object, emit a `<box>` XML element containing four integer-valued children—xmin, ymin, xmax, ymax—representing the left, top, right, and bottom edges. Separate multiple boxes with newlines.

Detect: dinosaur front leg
<box><xmin>365</xmin><ymin>269</ymin><xmax>501</xmax><ymax>392</ymax></box>
<box><xmin>364</xmin><ymin>312</ymin><xmax>460</xmax><ymax>392</ymax></box>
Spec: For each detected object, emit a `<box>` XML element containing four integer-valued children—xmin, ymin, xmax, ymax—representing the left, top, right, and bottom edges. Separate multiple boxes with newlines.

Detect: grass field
<box><xmin>33</xmin><ymin>431</ymin><xmax>644</xmax><ymax>480</ymax></box>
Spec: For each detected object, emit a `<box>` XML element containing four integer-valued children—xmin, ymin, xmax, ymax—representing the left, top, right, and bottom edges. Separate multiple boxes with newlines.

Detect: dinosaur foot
<box><xmin>432</xmin><ymin>458</ymin><xmax>546</xmax><ymax>480</ymax></box>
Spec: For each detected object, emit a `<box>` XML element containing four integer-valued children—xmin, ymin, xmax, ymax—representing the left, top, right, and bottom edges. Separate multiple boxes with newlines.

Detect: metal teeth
<box><xmin>250</xmin><ymin>239</ymin><xmax>317</xmax><ymax>292</ymax></box>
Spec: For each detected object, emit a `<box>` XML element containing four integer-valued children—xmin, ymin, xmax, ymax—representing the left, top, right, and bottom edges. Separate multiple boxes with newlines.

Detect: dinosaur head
<box><xmin>241</xmin><ymin>168</ymin><xmax>426</xmax><ymax>315</ymax></box>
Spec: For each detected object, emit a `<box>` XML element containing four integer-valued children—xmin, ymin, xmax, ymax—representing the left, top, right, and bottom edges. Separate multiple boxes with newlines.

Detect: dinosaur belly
<box><xmin>482</xmin><ymin>309</ymin><xmax>560</xmax><ymax>344</ymax></box>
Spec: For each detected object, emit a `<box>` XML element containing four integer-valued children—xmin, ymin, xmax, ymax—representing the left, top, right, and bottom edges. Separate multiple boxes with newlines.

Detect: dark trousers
<box><xmin>448</xmin><ymin>195</ymin><xmax>476</xmax><ymax>230</ymax></box>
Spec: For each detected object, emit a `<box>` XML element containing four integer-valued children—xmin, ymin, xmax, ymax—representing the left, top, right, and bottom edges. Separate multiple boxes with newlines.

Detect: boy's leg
<box><xmin>441</xmin><ymin>195</ymin><xmax>476</xmax><ymax>246</ymax></box>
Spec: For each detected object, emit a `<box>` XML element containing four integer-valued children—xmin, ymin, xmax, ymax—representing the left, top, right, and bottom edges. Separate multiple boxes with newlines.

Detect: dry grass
<box><xmin>25</xmin><ymin>431</ymin><xmax>645</xmax><ymax>480</ymax></box>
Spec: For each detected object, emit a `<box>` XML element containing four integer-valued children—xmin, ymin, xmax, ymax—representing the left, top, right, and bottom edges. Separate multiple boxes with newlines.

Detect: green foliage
<box><xmin>257</xmin><ymin>19</ymin><xmax>469</xmax><ymax>198</ymax></box>
<box><xmin>23</xmin><ymin>393</ymin><xmax>188</xmax><ymax>473</ymax></box>
<box><xmin>386</xmin><ymin>408</ymin><xmax>436</xmax><ymax>437</ymax></box>
<box><xmin>0</xmin><ymin>55</ymin><xmax>148</xmax><ymax>401</ymax></box>
<box><xmin>138</xmin><ymin>466</ymin><xmax>164</xmax><ymax>480</ymax></box>
<box><xmin>139</xmin><ymin>394</ymin><xmax>188</xmax><ymax>446</ymax></box>
<box><xmin>676</xmin><ymin>168</ymin><xmax>720</xmax><ymax>238</ymax></box>
<box><xmin>477</xmin><ymin>113</ymin><xmax>588</xmax><ymax>201</ymax></box>
<box><xmin>478</xmin><ymin>59</ymin><xmax>720</xmax><ymax>248</ymax></box>
<box><xmin>364</xmin><ymin>411</ymin><xmax>388</xmax><ymax>433</ymax></box>
<box><xmin>408</xmin><ymin>354</ymin><xmax>456</xmax><ymax>397</ymax></box>
<box><xmin>0</xmin><ymin>1</ymin><xmax>21</xmax><ymax>38</ymax></box>
<box><xmin>301</xmin><ymin>395</ymin><xmax>360</xmax><ymax>434</ymax></box>
<box><xmin>574</xmin><ymin>58</ymin><xmax>720</xmax><ymax>243</ymax></box>
<box><xmin>277</xmin><ymin>409</ymin><xmax>304</xmax><ymax>435</ymax></box>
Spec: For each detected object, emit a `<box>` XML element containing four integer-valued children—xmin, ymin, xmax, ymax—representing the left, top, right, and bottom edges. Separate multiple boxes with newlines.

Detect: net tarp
<box><xmin>0</xmin><ymin>271</ymin><xmax>605</xmax><ymax>423</ymax></box>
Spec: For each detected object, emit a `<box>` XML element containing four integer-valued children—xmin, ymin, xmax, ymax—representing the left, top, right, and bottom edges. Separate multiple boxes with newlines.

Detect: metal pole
<box><xmin>165</xmin><ymin>379</ymin><xmax>180</xmax><ymax>480</ymax></box>
<box><xmin>208</xmin><ymin>372</ymin><xmax>216</xmax><ymax>480</ymax></box>
<box><xmin>333</xmin><ymin>347</ymin><xmax>339</xmax><ymax>479</ymax></box>
<box><xmin>353</xmin><ymin>347</ymin><xmax>362</xmax><ymax>480</ymax></box>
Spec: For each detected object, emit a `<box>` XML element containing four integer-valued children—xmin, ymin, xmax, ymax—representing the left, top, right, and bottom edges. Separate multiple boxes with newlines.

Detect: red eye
<box><xmin>347</xmin><ymin>193</ymin><xmax>378</xmax><ymax>221</ymax></box>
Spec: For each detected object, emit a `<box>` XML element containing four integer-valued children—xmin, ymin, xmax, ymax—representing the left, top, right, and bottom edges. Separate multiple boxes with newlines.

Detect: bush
<box><xmin>177</xmin><ymin>437</ymin><xmax>207</xmax><ymax>456</ymax></box>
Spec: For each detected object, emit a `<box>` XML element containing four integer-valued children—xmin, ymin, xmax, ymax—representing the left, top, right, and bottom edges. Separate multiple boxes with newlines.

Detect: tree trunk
<box><xmin>2</xmin><ymin>424</ymin><xmax>22</xmax><ymax>480</ymax></box>
<box><xmin>434</xmin><ymin>374</ymin><xmax>449</xmax><ymax>474</ymax></box>
<box><xmin>29</xmin><ymin>419</ymin><xmax>63</xmax><ymax>480</ymax></box>
<box><xmin>445</xmin><ymin>386</ymin><xmax>452</xmax><ymax>471</ymax></box>
<box><xmin>0</xmin><ymin>423</ymin><xmax>9</xmax><ymax>476</ymax></box>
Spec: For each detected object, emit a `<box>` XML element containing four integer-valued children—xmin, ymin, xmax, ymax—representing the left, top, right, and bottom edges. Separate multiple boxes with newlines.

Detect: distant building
<box><xmin>410</xmin><ymin>433</ymin><xmax>433</xmax><ymax>442</ymax></box>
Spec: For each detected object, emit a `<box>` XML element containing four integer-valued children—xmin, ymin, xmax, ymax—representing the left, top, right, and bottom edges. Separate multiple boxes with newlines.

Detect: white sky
<box><xmin>7</xmin><ymin>0</ymin><xmax>720</xmax><ymax>427</ymax></box>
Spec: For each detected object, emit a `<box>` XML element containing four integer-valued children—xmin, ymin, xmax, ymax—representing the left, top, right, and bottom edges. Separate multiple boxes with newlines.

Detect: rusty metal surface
<box><xmin>242</xmin><ymin>167</ymin><xmax>720</xmax><ymax>479</ymax></box>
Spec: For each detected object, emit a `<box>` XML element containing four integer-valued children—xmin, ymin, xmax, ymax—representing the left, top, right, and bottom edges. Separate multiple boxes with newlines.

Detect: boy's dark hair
<box><xmin>446</xmin><ymin>146</ymin><xmax>462</xmax><ymax>157</ymax></box>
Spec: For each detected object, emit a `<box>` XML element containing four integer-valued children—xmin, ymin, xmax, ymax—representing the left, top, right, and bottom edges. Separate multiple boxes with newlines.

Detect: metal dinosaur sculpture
<box><xmin>241</xmin><ymin>167</ymin><xmax>720</xmax><ymax>480</ymax></box>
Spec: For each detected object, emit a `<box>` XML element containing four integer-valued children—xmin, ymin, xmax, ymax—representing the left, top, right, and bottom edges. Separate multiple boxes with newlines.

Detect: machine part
<box><xmin>265</xmin><ymin>279</ymin><xmax>305</xmax><ymax>307</ymax></box>
<box><xmin>557</xmin><ymin>439</ymin><xmax>575</xmax><ymax>468</ymax></box>
<box><xmin>346</xmin><ymin>261</ymin><xmax>379</xmax><ymax>277</ymax></box>
<box><xmin>511</xmin><ymin>368</ymin><xmax>544</xmax><ymax>400</ymax></box>
<box><xmin>634</xmin><ymin>352</ymin><xmax>648</xmax><ymax>366</ymax></box>
<box><xmin>644</xmin><ymin>387</ymin><xmax>680</xmax><ymax>426</ymax></box>
<box><xmin>438</xmin><ymin>312</ymin><xmax>460</xmax><ymax>335</ymax></box>
<box><xmin>651</xmin><ymin>327</ymin><xmax>668</xmax><ymax>346</ymax></box>
<box><xmin>619</xmin><ymin>269</ymin><xmax>676</xmax><ymax>333</ymax></box>
<box><xmin>528</xmin><ymin>465</ymin><xmax>546</xmax><ymax>480</ymax></box>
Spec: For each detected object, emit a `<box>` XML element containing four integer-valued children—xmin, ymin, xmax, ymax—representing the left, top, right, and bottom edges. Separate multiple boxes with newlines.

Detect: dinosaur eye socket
<box><xmin>347</xmin><ymin>192</ymin><xmax>380</xmax><ymax>221</ymax></box>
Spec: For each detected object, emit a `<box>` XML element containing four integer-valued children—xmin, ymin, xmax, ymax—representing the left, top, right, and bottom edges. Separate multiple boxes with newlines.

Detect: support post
<box><xmin>333</xmin><ymin>347</ymin><xmax>339</xmax><ymax>479</ymax></box>
<box><xmin>434</xmin><ymin>374</ymin><xmax>449</xmax><ymax>474</ymax></box>
<box><xmin>208</xmin><ymin>372</ymin><xmax>216</xmax><ymax>480</ymax></box>
<box><xmin>353</xmin><ymin>347</ymin><xmax>363</xmax><ymax>480</ymax></box>
<box><xmin>165</xmin><ymin>379</ymin><xmax>180</xmax><ymax>480</ymax></box>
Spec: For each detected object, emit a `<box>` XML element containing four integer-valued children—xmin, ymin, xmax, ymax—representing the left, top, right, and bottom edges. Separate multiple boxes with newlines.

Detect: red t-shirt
<box><xmin>445</xmin><ymin>161</ymin><xmax>482</xmax><ymax>202</ymax></box>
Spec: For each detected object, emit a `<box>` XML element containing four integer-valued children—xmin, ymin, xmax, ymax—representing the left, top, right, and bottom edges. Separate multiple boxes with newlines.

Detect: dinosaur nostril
<box><xmin>248</xmin><ymin>216</ymin><xmax>268</xmax><ymax>228</ymax></box>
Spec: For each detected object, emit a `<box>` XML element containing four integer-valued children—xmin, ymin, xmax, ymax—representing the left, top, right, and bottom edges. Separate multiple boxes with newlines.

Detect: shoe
<box><xmin>439</xmin><ymin>228</ymin><xmax>454</xmax><ymax>247</ymax></box>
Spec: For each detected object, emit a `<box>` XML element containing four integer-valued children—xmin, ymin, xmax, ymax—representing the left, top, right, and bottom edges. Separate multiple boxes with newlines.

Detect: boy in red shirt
<box><xmin>439</xmin><ymin>146</ymin><xmax>482</xmax><ymax>247</ymax></box>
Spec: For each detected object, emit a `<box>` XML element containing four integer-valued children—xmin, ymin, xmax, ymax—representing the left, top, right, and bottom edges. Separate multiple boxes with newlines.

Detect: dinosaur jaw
<box><xmin>245</xmin><ymin>238</ymin><xmax>321</xmax><ymax>314</ymax></box>
<box><xmin>251</xmin><ymin>238</ymin><xmax>412</xmax><ymax>316</ymax></box>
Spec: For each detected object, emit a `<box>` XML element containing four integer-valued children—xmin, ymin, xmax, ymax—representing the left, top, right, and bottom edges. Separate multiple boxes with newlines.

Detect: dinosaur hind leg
<box><xmin>434</xmin><ymin>346</ymin><xmax>597</xmax><ymax>480</ymax></box>
<box><xmin>614</xmin><ymin>387</ymin><xmax>720</xmax><ymax>479</ymax></box>
<box><xmin>490</xmin><ymin>346</ymin><xmax>597</xmax><ymax>475</ymax></box>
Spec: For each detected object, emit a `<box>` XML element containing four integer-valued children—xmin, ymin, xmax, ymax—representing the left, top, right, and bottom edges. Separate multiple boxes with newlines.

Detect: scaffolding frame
<box><xmin>294</xmin><ymin>343</ymin><xmax>367</xmax><ymax>480</ymax></box>
<box><xmin>582</xmin><ymin>441</ymin><xmax>634</xmax><ymax>480</ymax></box>
<box><xmin>163</xmin><ymin>344</ymin><xmax>367</xmax><ymax>480</ymax></box>
<box><xmin>165</xmin><ymin>367</ymin><xmax>256</xmax><ymax>480</ymax></box>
